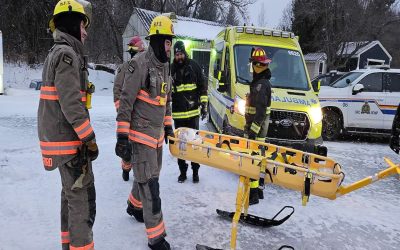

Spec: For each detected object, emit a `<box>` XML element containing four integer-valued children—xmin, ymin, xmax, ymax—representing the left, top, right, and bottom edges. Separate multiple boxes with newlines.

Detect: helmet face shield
<box><xmin>76</xmin><ymin>0</ymin><xmax>92</xmax><ymax>28</ymax></box>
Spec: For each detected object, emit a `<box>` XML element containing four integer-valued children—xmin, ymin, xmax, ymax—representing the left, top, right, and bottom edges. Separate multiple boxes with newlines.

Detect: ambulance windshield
<box><xmin>234</xmin><ymin>45</ymin><xmax>309</xmax><ymax>90</ymax></box>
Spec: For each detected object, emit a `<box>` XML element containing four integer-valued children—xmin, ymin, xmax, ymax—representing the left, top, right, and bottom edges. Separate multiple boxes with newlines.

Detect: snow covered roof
<box><xmin>337</xmin><ymin>40</ymin><xmax>391</xmax><ymax>60</ymax></box>
<box><xmin>304</xmin><ymin>52</ymin><xmax>327</xmax><ymax>62</ymax></box>
<box><xmin>134</xmin><ymin>7</ymin><xmax>226</xmax><ymax>41</ymax></box>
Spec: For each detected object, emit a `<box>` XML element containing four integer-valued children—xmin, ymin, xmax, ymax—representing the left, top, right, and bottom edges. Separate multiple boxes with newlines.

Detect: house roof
<box><xmin>337</xmin><ymin>40</ymin><xmax>392</xmax><ymax>60</ymax></box>
<box><xmin>304</xmin><ymin>52</ymin><xmax>327</xmax><ymax>62</ymax></box>
<box><xmin>133</xmin><ymin>8</ymin><xmax>226</xmax><ymax>41</ymax></box>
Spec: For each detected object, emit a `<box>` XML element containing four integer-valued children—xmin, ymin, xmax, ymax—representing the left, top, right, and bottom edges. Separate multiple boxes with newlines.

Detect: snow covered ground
<box><xmin>0</xmin><ymin>64</ymin><xmax>399</xmax><ymax>250</ymax></box>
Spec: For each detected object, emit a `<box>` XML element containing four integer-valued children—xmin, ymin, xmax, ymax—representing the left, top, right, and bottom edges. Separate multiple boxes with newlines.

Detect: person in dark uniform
<box><xmin>171</xmin><ymin>41</ymin><xmax>208</xmax><ymax>183</ymax></box>
<box><xmin>244</xmin><ymin>47</ymin><xmax>272</xmax><ymax>205</ymax></box>
<box><xmin>390</xmin><ymin>103</ymin><xmax>400</xmax><ymax>154</ymax></box>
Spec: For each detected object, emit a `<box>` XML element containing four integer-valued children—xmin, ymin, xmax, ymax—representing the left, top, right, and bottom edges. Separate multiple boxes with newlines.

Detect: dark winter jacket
<box><xmin>171</xmin><ymin>58</ymin><xmax>207</xmax><ymax>119</ymax></box>
<box><xmin>245</xmin><ymin>69</ymin><xmax>272</xmax><ymax>135</ymax></box>
<box><xmin>390</xmin><ymin>103</ymin><xmax>400</xmax><ymax>154</ymax></box>
<box><xmin>38</xmin><ymin>29</ymin><xmax>95</xmax><ymax>171</ymax></box>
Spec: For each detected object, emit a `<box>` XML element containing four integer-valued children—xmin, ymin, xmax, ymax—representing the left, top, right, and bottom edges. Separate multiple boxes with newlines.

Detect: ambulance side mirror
<box><xmin>312</xmin><ymin>80</ymin><xmax>321</xmax><ymax>94</ymax></box>
<box><xmin>217</xmin><ymin>70</ymin><xmax>228</xmax><ymax>92</ymax></box>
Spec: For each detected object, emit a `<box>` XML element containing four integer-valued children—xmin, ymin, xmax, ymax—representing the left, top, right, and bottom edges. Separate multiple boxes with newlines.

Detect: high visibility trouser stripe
<box><xmin>70</xmin><ymin>242</ymin><xmax>94</xmax><ymax>250</ymax></box>
<box><xmin>128</xmin><ymin>193</ymin><xmax>143</xmax><ymax>208</ymax></box>
<box><xmin>114</xmin><ymin>100</ymin><xmax>120</xmax><ymax>109</ymax></box>
<box><xmin>250</xmin><ymin>180</ymin><xmax>259</xmax><ymax>188</ymax></box>
<box><xmin>146</xmin><ymin>221</ymin><xmax>165</xmax><ymax>239</ymax></box>
<box><xmin>164</xmin><ymin>116</ymin><xmax>173</xmax><ymax>126</ymax></box>
<box><xmin>256</xmin><ymin>137</ymin><xmax>265</xmax><ymax>142</ymax></box>
<box><xmin>250</xmin><ymin>122</ymin><xmax>261</xmax><ymax>134</ymax></box>
<box><xmin>137</xmin><ymin>90</ymin><xmax>164</xmax><ymax>106</ymax></box>
<box><xmin>74</xmin><ymin>119</ymin><xmax>94</xmax><ymax>140</ymax></box>
<box><xmin>129</xmin><ymin>130</ymin><xmax>163</xmax><ymax>149</ymax></box>
<box><xmin>245</xmin><ymin>106</ymin><xmax>256</xmax><ymax>115</ymax></box>
<box><xmin>121</xmin><ymin>160</ymin><xmax>132</xmax><ymax>170</ymax></box>
<box><xmin>266</xmin><ymin>107</ymin><xmax>271</xmax><ymax>115</ymax></box>
<box><xmin>61</xmin><ymin>231</ymin><xmax>70</xmax><ymax>244</ymax></box>
<box><xmin>175</xmin><ymin>83</ymin><xmax>197</xmax><ymax>92</ymax></box>
<box><xmin>172</xmin><ymin>109</ymin><xmax>200</xmax><ymax>119</ymax></box>
<box><xmin>40</xmin><ymin>86</ymin><xmax>86</xmax><ymax>102</ymax></box>
<box><xmin>117</xmin><ymin>121</ymin><xmax>130</xmax><ymax>134</ymax></box>
<box><xmin>200</xmin><ymin>95</ymin><xmax>208</xmax><ymax>103</ymax></box>
<box><xmin>40</xmin><ymin>141</ymin><xmax>82</xmax><ymax>155</ymax></box>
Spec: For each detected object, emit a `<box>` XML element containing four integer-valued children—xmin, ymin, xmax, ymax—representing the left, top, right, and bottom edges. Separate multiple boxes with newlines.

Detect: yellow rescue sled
<box><xmin>168</xmin><ymin>128</ymin><xmax>400</xmax><ymax>250</ymax></box>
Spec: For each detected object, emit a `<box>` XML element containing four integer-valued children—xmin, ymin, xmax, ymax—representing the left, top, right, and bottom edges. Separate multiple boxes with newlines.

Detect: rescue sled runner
<box><xmin>168</xmin><ymin>128</ymin><xmax>400</xmax><ymax>250</ymax></box>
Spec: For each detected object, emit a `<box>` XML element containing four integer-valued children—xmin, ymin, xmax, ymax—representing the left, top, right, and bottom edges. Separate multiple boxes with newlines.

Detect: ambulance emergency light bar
<box><xmin>236</xmin><ymin>27</ymin><xmax>295</xmax><ymax>39</ymax></box>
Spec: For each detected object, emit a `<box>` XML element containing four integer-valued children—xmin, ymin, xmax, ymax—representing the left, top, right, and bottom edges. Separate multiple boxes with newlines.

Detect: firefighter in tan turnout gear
<box><xmin>113</xmin><ymin>36</ymin><xmax>145</xmax><ymax>181</ymax></box>
<box><xmin>115</xmin><ymin>15</ymin><xmax>174</xmax><ymax>250</ymax></box>
<box><xmin>244</xmin><ymin>47</ymin><xmax>272</xmax><ymax>206</ymax></box>
<box><xmin>37</xmin><ymin>1</ymin><xmax>97</xmax><ymax>249</ymax></box>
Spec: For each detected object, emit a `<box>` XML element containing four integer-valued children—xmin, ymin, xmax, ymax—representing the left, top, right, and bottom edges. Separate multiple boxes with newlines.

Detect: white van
<box><xmin>319</xmin><ymin>68</ymin><xmax>400</xmax><ymax>140</ymax></box>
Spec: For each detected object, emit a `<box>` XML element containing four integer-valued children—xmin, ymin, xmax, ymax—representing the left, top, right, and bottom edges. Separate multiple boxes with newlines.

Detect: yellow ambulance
<box><xmin>208</xmin><ymin>26</ymin><xmax>326</xmax><ymax>154</ymax></box>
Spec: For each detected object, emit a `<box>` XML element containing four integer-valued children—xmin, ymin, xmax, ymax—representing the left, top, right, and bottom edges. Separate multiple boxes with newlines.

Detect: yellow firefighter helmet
<box><xmin>49</xmin><ymin>0</ymin><xmax>93</xmax><ymax>32</ymax></box>
<box><xmin>146</xmin><ymin>15</ymin><xmax>176</xmax><ymax>40</ymax></box>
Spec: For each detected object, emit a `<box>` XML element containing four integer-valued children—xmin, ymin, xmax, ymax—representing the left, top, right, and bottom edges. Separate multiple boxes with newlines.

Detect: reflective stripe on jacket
<box><xmin>37</xmin><ymin>30</ymin><xmax>95</xmax><ymax>171</ymax></box>
<box><xmin>116</xmin><ymin>46</ymin><xmax>172</xmax><ymax>147</ymax></box>
<box><xmin>171</xmin><ymin>58</ymin><xmax>207</xmax><ymax>120</ymax></box>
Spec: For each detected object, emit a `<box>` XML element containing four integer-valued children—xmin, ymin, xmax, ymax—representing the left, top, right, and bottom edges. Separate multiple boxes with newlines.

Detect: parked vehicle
<box><xmin>311</xmin><ymin>70</ymin><xmax>346</xmax><ymax>87</ymax></box>
<box><xmin>319</xmin><ymin>68</ymin><xmax>400</xmax><ymax>140</ymax></box>
<box><xmin>207</xmin><ymin>26</ymin><xmax>325</xmax><ymax>154</ymax></box>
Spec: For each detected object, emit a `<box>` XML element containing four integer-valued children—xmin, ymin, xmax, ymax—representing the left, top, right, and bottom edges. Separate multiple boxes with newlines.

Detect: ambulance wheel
<box><xmin>322</xmin><ymin>109</ymin><xmax>342</xmax><ymax>141</ymax></box>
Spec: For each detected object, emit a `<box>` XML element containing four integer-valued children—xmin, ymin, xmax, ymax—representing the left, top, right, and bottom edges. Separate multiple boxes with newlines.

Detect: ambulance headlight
<box><xmin>234</xmin><ymin>96</ymin><xmax>246</xmax><ymax>116</ymax></box>
<box><xmin>310</xmin><ymin>107</ymin><xmax>323</xmax><ymax>124</ymax></box>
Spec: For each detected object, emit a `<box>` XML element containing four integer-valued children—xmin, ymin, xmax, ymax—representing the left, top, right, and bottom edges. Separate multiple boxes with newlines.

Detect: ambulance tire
<box><xmin>322</xmin><ymin>109</ymin><xmax>342</xmax><ymax>141</ymax></box>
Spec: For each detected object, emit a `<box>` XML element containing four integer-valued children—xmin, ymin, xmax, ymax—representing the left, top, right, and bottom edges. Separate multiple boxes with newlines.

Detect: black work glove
<box><xmin>200</xmin><ymin>103</ymin><xmax>208</xmax><ymax>121</ymax></box>
<box><xmin>164</xmin><ymin>126</ymin><xmax>174</xmax><ymax>144</ymax></box>
<box><xmin>390</xmin><ymin>135</ymin><xmax>399</xmax><ymax>154</ymax></box>
<box><xmin>86</xmin><ymin>139</ymin><xmax>99</xmax><ymax>161</ymax></box>
<box><xmin>115</xmin><ymin>135</ymin><xmax>132</xmax><ymax>162</ymax></box>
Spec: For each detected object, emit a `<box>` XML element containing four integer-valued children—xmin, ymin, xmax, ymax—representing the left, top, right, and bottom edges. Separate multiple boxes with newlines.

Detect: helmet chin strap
<box><xmin>253</xmin><ymin>64</ymin><xmax>268</xmax><ymax>74</ymax></box>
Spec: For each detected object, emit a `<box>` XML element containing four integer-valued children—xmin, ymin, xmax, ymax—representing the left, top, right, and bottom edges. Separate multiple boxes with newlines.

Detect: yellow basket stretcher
<box><xmin>168</xmin><ymin>128</ymin><xmax>400</xmax><ymax>250</ymax></box>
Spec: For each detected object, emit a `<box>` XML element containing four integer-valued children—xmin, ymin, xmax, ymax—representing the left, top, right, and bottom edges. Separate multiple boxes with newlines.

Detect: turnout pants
<box><xmin>251</xmin><ymin>115</ymin><xmax>270</xmax><ymax>190</ymax></box>
<box><xmin>174</xmin><ymin>116</ymin><xmax>200</xmax><ymax>172</ymax></box>
<box><xmin>128</xmin><ymin>142</ymin><xmax>166</xmax><ymax>245</ymax></box>
<box><xmin>59</xmin><ymin>158</ymin><xmax>96</xmax><ymax>250</ymax></box>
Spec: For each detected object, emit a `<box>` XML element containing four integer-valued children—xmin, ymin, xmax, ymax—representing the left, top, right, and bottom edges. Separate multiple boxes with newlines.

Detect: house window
<box><xmin>318</xmin><ymin>61</ymin><xmax>324</xmax><ymax>75</ymax></box>
<box><xmin>191</xmin><ymin>49</ymin><xmax>211</xmax><ymax>75</ymax></box>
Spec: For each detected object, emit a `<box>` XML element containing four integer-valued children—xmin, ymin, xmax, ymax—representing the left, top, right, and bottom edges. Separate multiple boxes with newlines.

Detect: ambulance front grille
<box><xmin>267</xmin><ymin>110</ymin><xmax>310</xmax><ymax>141</ymax></box>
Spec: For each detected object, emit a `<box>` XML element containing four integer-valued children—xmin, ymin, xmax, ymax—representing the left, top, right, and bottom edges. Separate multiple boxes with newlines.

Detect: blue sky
<box><xmin>248</xmin><ymin>0</ymin><xmax>292</xmax><ymax>28</ymax></box>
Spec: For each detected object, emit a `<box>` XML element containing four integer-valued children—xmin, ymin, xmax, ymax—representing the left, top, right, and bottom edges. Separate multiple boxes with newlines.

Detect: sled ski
<box><xmin>216</xmin><ymin>206</ymin><xmax>294</xmax><ymax>227</ymax></box>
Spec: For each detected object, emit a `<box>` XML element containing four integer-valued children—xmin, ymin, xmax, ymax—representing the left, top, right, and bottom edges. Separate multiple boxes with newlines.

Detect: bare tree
<box><xmin>257</xmin><ymin>2</ymin><xmax>267</xmax><ymax>27</ymax></box>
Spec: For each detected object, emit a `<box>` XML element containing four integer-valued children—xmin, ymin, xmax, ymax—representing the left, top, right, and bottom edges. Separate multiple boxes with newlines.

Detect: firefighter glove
<box><xmin>86</xmin><ymin>139</ymin><xmax>99</xmax><ymax>161</ymax></box>
<box><xmin>164</xmin><ymin>126</ymin><xmax>174</xmax><ymax>144</ymax></box>
<box><xmin>115</xmin><ymin>135</ymin><xmax>132</xmax><ymax>162</ymax></box>
<box><xmin>201</xmin><ymin>103</ymin><xmax>208</xmax><ymax>121</ymax></box>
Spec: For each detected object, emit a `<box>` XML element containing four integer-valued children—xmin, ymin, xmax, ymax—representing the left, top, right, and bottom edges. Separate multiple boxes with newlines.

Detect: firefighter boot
<box><xmin>258</xmin><ymin>188</ymin><xmax>264</xmax><ymax>199</ymax></box>
<box><xmin>178</xmin><ymin>160</ymin><xmax>188</xmax><ymax>183</ymax></box>
<box><xmin>192</xmin><ymin>162</ymin><xmax>200</xmax><ymax>183</ymax></box>
<box><xmin>126</xmin><ymin>201</ymin><xmax>144</xmax><ymax>223</ymax></box>
<box><xmin>249</xmin><ymin>187</ymin><xmax>259</xmax><ymax>205</ymax></box>
<box><xmin>148</xmin><ymin>238</ymin><xmax>171</xmax><ymax>250</ymax></box>
<box><xmin>122</xmin><ymin>169</ymin><xmax>130</xmax><ymax>181</ymax></box>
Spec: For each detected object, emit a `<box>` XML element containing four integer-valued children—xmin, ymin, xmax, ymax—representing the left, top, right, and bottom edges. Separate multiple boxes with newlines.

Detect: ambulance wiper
<box><xmin>236</xmin><ymin>76</ymin><xmax>251</xmax><ymax>84</ymax></box>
